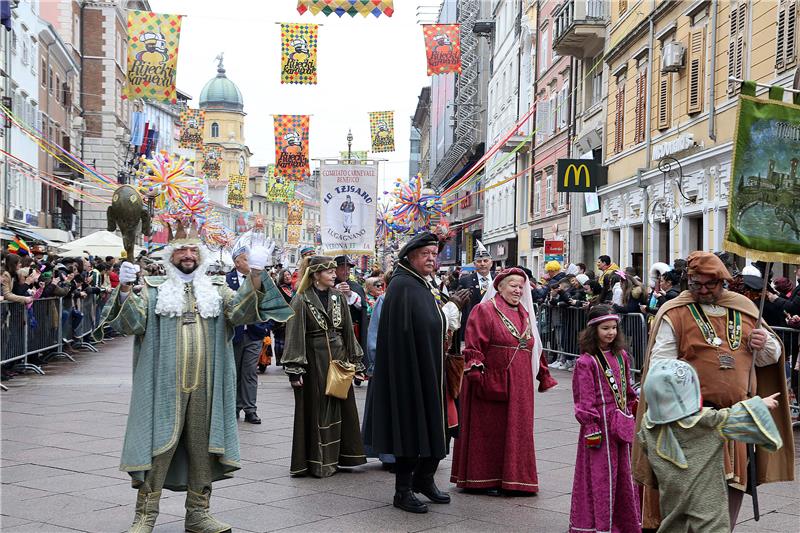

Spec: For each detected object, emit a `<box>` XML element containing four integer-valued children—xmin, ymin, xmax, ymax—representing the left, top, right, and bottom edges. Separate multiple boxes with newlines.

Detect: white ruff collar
<box><xmin>155</xmin><ymin>245</ymin><xmax>222</xmax><ymax>319</ymax></box>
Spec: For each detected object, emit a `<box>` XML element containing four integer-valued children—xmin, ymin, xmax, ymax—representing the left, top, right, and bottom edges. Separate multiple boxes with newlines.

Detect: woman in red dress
<box><xmin>451</xmin><ymin>267</ymin><xmax>550</xmax><ymax>495</ymax></box>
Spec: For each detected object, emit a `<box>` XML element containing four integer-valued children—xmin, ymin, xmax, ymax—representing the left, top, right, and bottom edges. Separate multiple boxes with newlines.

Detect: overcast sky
<box><xmin>151</xmin><ymin>0</ymin><xmax>438</xmax><ymax>188</ymax></box>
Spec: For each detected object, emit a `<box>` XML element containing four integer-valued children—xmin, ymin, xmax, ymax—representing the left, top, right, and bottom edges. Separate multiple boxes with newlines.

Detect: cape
<box><xmin>633</xmin><ymin>290</ymin><xmax>795</xmax><ymax>526</ymax></box>
<box><xmin>369</xmin><ymin>263</ymin><xmax>448</xmax><ymax>459</ymax></box>
<box><xmin>96</xmin><ymin>272</ymin><xmax>293</xmax><ymax>490</ymax></box>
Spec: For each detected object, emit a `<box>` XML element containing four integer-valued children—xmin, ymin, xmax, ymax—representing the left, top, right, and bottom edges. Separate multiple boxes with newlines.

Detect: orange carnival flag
<box><xmin>423</xmin><ymin>24</ymin><xmax>461</xmax><ymax>76</ymax></box>
<box><xmin>125</xmin><ymin>11</ymin><xmax>182</xmax><ymax>103</ymax></box>
<box><xmin>274</xmin><ymin>115</ymin><xmax>310</xmax><ymax>181</ymax></box>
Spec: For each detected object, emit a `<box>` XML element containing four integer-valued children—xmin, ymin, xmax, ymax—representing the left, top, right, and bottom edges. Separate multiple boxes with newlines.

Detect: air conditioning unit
<box><xmin>661</xmin><ymin>41</ymin><xmax>685</xmax><ymax>73</ymax></box>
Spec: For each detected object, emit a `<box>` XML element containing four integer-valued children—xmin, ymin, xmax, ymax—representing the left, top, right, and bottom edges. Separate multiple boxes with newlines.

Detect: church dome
<box><xmin>199</xmin><ymin>58</ymin><xmax>243</xmax><ymax>112</ymax></box>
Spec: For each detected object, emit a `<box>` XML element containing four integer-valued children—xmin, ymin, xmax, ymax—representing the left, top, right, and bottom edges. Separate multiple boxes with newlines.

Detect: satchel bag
<box><xmin>476</xmin><ymin>347</ymin><xmax>520</xmax><ymax>402</ymax></box>
<box><xmin>323</xmin><ymin>323</ymin><xmax>355</xmax><ymax>400</ymax></box>
<box><xmin>610</xmin><ymin>409</ymin><xmax>636</xmax><ymax>444</ymax></box>
<box><xmin>445</xmin><ymin>353</ymin><xmax>465</xmax><ymax>399</ymax></box>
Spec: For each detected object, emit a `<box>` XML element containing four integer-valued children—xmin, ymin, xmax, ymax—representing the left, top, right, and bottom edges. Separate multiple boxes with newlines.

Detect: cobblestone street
<box><xmin>1</xmin><ymin>337</ymin><xmax>798</xmax><ymax>532</ymax></box>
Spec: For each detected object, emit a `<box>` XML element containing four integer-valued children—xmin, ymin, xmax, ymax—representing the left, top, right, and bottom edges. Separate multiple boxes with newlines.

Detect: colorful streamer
<box><xmin>389</xmin><ymin>174</ymin><xmax>445</xmax><ymax>230</ymax></box>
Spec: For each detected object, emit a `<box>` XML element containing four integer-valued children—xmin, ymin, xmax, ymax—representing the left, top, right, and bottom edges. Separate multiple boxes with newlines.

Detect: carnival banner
<box><xmin>227</xmin><ymin>174</ymin><xmax>248</xmax><ymax>209</ymax></box>
<box><xmin>125</xmin><ymin>11</ymin><xmax>182</xmax><ymax>103</ymax></box>
<box><xmin>201</xmin><ymin>145</ymin><xmax>222</xmax><ymax>180</ymax></box>
<box><xmin>369</xmin><ymin>111</ymin><xmax>395</xmax><ymax>153</ymax></box>
<box><xmin>287</xmin><ymin>225</ymin><xmax>301</xmax><ymax>245</ymax></box>
<box><xmin>265</xmin><ymin>165</ymin><xmax>296</xmax><ymax>202</ymax></box>
<box><xmin>287</xmin><ymin>199</ymin><xmax>304</xmax><ymax>226</ymax></box>
<box><xmin>320</xmin><ymin>162</ymin><xmax>378</xmax><ymax>256</ymax></box>
<box><xmin>423</xmin><ymin>24</ymin><xmax>461</xmax><ymax>76</ymax></box>
<box><xmin>281</xmin><ymin>23</ymin><xmax>318</xmax><ymax>85</ymax></box>
<box><xmin>297</xmin><ymin>0</ymin><xmax>394</xmax><ymax>18</ymax></box>
<box><xmin>724</xmin><ymin>91</ymin><xmax>800</xmax><ymax>262</ymax></box>
<box><xmin>178</xmin><ymin>108</ymin><xmax>205</xmax><ymax>150</ymax></box>
<box><xmin>274</xmin><ymin>115</ymin><xmax>310</xmax><ymax>181</ymax></box>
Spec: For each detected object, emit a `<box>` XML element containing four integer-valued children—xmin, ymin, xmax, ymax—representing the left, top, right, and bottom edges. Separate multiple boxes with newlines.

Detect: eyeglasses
<box><xmin>688</xmin><ymin>279</ymin><xmax>722</xmax><ymax>291</ymax></box>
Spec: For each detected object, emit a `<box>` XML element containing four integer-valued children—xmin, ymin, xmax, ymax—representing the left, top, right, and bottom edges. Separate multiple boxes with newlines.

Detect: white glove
<box><xmin>248</xmin><ymin>245</ymin><xmax>272</xmax><ymax>271</ymax></box>
<box><xmin>119</xmin><ymin>262</ymin><xmax>140</xmax><ymax>284</ymax></box>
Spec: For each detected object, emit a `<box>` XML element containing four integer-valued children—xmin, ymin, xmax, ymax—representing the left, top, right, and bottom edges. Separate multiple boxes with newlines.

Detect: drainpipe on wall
<box><xmin>708</xmin><ymin>0</ymin><xmax>718</xmax><ymax>141</ymax></box>
<box><xmin>639</xmin><ymin>9</ymin><xmax>655</xmax><ymax>271</ymax></box>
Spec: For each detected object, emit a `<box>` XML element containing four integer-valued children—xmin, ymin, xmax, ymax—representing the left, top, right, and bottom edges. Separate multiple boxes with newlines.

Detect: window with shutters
<box><xmin>727</xmin><ymin>1</ymin><xmax>747</xmax><ymax>95</ymax></box>
<box><xmin>634</xmin><ymin>66</ymin><xmax>647</xmax><ymax>144</ymax></box>
<box><xmin>776</xmin><ymin>0</ymin><xmax>798</xmax><ymax>72</ymax></box>
<box><xmin>549</xmin><ymin>92</ymin><xmax>557</xmax><ymax>133</ymax></box>
<box><xmin>540</xmin><ymin>27</ymin><xmax>549</xmax><ymax>74</ymax></box>
<box><xmin>535</xmin><ymin>98</ymin><xmax>549</xmax><ymax>143</ymax></box>
<box><xmin>533</xmin><ymin>172</ymin><xmax>541</xmax><ymax>216</ymax></box>
<box><xmin>687</xmin><ymin>28</ymin><xmax>706</xmax><ymax>114</ymax></box>
<box><xmin>614</xmin><ymin>78</ymin><xmax>625</xmax><ymax>153</ymax></box>
<box><xmin>559</xmin><ymin>81</ymin><xmax>569</xmax><ymax>129</ymax></box>
<box><xmin>619</xmin><ymin>0</ymin><xmax>628</xmax><ymax>16</ymax></box>
<box><xmin>546</xmin><ymin>172</ymin><xmax>553</xmax><ymax>214</ymax></box>
<box><xmin>657</xmin><ymin>61</ymin><xmax>672</xmax><ymax>130</ymax></box>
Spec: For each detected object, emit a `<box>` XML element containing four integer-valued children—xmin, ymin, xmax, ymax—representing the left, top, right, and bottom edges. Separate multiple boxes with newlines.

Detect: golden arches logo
<box><xmin>564</xmin><ymin>164</ymin><xmax>591</xmax><ymax>188</ymax></box>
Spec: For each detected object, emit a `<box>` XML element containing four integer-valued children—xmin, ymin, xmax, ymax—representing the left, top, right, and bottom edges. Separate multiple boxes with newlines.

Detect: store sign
<box><xmin>652</xmin><ymin>133</ymin><xmax>695</xmax><ymax>160</ymax></box>
<box><xmin>544</xmin><ymin>240</ymin><xmax>564</xmax><ymax>256</ymax></box>
<box><xmin>556</xmin><ymin>158</ymin><xmax>607</xmax><ymax>192</ymax></box>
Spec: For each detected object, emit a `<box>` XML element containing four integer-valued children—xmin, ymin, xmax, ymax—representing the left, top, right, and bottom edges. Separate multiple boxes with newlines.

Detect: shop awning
<box><xmin>2</xmin><ymin>224</ymin><xmax>57</xmax><ymax>246</ymax></box>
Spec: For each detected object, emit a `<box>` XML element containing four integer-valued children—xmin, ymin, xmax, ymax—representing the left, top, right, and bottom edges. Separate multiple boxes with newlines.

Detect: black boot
<box><xmin>394</xmin><ymin>468</ymin><xmax>428</xmax><ymax>513</ymax></box>
<box><xmin>412</xmin><ymin>457</ymin><xmax>450</xmax><ymax>504</ymax></box>
<box><xmin>412</xmin><ymin>480</ymin><xmax>451</xmax><ymax>504</ymax></box>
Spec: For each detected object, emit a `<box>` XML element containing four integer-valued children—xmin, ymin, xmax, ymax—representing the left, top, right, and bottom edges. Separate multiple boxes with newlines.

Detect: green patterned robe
<box><xmin>98</xmin><ymin>272</ymin><xmax>292</xmax><ymax>490</ymax></box>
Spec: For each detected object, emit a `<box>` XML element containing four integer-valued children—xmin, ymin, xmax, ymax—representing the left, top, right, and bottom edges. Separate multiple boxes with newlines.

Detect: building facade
<box><xmin>429</xmin><ymin>0</ymin><xmax>491</xmax><ymax>266</ymax></box>
<box><xmin>4</xmin><ymin>0</ymin><xmax>41</xmax><ymax>230</ymax></box>
<box><xmin>598</xmin><ymin>0</ymin><xmax>797</xmax><ymax>276</ymax></box>
<box><xmin>483</xmin><ymin>0</ymin><xmax>526</xmax><ymax>268</ymax></box>
<box><xmin>523</xmin><ymin>0</ymin><xmax>574</xmax><ymax>276</ymax></box>
<box><xmin>80</xmin><ymin>0</ymin><xmax>149</xmax><ymax>235</ymax></box>
<box><xmin>36</xmin><ymin>16</ymin><xmax>81</xmax><ymax>241</ymax></box>
<box><xmin>552</xmin><ymin>0</ymin><xmax>608</xmax><ymax>268</ymax></box>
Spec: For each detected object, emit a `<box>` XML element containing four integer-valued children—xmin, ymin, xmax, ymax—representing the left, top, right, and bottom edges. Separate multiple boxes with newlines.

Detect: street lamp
<box><xmin>346</xmin><ymin>129</ymin><xmax>353</xmax><ymax>163</ymax></box>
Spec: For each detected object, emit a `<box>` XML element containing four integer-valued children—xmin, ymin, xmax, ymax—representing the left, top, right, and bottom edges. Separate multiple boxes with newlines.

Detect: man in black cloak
<box><xmin>369</xmin><ymin>232</ymin><xmax>452</xmax><ymax>514</ymax></box>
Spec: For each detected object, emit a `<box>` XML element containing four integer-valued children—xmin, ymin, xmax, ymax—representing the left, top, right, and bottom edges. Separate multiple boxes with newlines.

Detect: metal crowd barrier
<box><xmin>0</xmin><ymin>295</ymin><xmax>107</xmax><ymax>382</ymax></box>
<box><xmin>772</xmin><ymin>326</ymin><xmax>800</xmax><ymax>425</ymax></box>
<box><xmin>61</xmin><ymin>295</ymin><xmax>101</xmax><ymax>353</ymax></box>
<box><xmin>536</xmin><ymin>305</ymin><xmax>649</xmax><ymax>375</ymax></box>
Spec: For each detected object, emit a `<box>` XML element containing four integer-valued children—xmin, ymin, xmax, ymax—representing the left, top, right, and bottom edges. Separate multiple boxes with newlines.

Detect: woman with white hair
<box><xmin>451</xmin><ymin>267</ymin><xmax>548</xmax><ymax>496</ymax></box>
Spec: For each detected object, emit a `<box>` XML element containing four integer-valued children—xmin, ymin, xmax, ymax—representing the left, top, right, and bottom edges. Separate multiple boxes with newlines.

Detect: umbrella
<box><xmin>57</xmin><ymin>230</ymin><xmax>144</xmax><ymax>259</ymax></box>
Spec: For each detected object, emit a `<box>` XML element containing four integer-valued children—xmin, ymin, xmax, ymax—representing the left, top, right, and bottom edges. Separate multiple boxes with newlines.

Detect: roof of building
<box><xmin>199</xmin><ymin>57</ymin><xmax>243</xmax><ymax>112</ymax></box>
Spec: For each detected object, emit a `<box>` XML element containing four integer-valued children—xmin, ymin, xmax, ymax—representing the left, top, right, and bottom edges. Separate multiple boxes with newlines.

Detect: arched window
<box><xmin>211</xmin><ymin>122</ymin><xmax>219</xmax><ymax>137</ymax></box>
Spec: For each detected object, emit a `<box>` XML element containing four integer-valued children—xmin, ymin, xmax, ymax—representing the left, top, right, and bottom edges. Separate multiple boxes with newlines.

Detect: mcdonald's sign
<box><xmin>556</xmin><ymin>159</ymin><xmax>607</xmax><ymax>193</ymax></box>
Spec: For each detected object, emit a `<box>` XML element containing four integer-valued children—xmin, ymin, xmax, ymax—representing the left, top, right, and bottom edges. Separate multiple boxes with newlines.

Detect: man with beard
<box><xmin>370</xmin><ymin>232</ymin><xmax>458</xmax><ymax>514</ymax></box>
<box><xmin>99</xmin><ymin>230</ymin><xmax>292</xmax><ymax>533</ymax></box>
<box><xmin>633</xmin><ymin>251</ymin><xmax>794</xmax><ymax>531</ymax></box>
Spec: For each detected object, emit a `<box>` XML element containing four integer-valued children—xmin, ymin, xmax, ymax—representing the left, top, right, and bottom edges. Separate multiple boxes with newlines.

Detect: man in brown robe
<box><xmin>633</xmin><ymin>252</ymin><xmax>794</xmax><ymax>530</ymax></box>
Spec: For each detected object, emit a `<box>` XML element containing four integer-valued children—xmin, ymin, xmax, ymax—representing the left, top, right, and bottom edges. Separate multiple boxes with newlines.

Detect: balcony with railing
<box><xmin>552</xmin><ymin>0</ymin><xmax>607</xmax><ymax>58</ymax></box>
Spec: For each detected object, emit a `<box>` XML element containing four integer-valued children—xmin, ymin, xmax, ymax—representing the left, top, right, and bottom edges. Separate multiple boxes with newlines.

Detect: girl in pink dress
<box><xmin>569</xmin><ymin>305</ymin><xmax>640</xmax><ymax>533</ymax></box>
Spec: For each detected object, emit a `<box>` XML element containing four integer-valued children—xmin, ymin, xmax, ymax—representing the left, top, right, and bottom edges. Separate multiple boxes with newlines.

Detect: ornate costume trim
<box><xmin>490</xmin><ymin>297</ymin><xmax>531</xmax><ymax>348</ymax></box>
<box><xmin>304</xmin><ymin>292</ymin><xmax>342</xmax><ymax>330</ymax></box>
<box><xmin>686</xmin><ymin>303</ymin><xmax>742</xmax><ymax>350</ymax></box>
<box><xmin>593</xmin><ymin>351</ymin><xmax>627</xmax><ymax>412</ymax></box>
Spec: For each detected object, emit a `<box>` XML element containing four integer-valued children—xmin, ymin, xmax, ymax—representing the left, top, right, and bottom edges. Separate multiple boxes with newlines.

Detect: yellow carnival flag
<box><xmin>281</xmin><ymin>23</ymin><xmax>318</xmax><ymax>85</ymax></box>
<box><xmin>125</xmin><ymin>10</ymin><xmax>182</xmax><ymax>103</ymax></box>
<box><xmin>227</xmin><ymin>175</ymin><xmax>248</xmax><ymax>209</ymax></box>
<box><xmin>369</xmin><ymin>111</ymin><xmax>395</xmax><ymax>153</ymax></box>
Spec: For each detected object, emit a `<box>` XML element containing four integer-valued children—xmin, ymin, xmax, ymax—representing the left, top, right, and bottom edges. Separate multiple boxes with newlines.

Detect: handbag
<box><xmin>477</xmin><ymin>362</ymin><xmax>512</xmax><ymax>402</ymax></box>
<box><xmin>445</xmin><ymin>353</ymin><xmax>465</xmax><ymax>399</ymax></box>
<box><xmin>322</xmin><ymin>316</ymin><xmax>355</xmax><ymax>400</ymax></box>
<box><xmin>610</xmin><ymin>409</ymin><xmax>636</xmax><ymax>444</ymax></box>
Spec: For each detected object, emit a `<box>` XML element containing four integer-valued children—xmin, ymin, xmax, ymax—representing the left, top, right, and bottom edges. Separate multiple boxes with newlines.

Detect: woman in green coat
<box><xmin>283</xmin><ymin>255</ymin><xmax>367</xmax><ymax>477</ymax></box>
